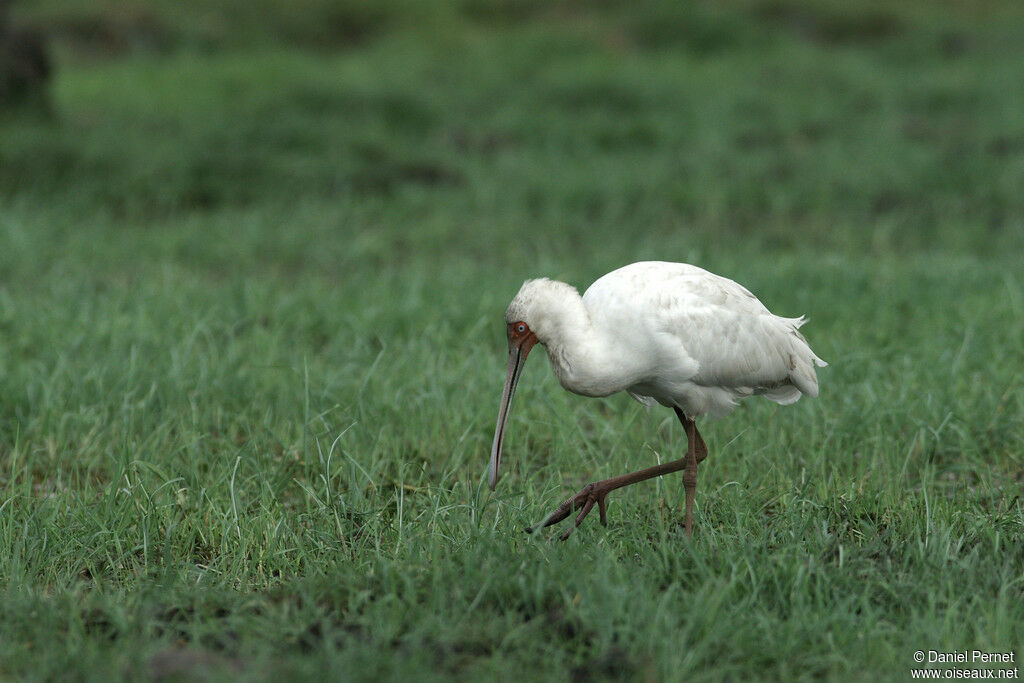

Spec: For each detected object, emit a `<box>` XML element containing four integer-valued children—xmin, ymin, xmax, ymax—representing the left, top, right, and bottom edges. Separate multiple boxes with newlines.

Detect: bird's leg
<box><xmin>679</xmin><ymin>410</ymin><xmax>700</xmax><ymax>537</ymax></box>
<box><xmin>528</xmin><ymin>408</ymin><xmax>707</xmax><ymax>540</ymax></box>
<box><xmin>674</xmin><ymin>407</ymin><xmax>707</xmax><ymax>536</ymax></box>
<box><xmin>688</xmin><ymin>415</ymin><xmax>708</xmax><ymax>465</ymax></box>
<box><xmin>527</xmin><ymin>460</ymin><xmax>689</xmax><ymax>541</ymax></box>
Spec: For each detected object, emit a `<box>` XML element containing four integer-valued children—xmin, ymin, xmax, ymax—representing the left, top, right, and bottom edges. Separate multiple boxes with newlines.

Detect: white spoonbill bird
<box><xmin>489</xmin><ymin>261</ymin><xmax>826</xmax><ymax>539</ymax></box>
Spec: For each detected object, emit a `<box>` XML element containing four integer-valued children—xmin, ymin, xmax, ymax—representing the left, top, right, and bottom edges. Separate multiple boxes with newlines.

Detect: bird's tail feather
<box><xmin>778</xmin><ymin>315</ymin><xmax>827</xmax><ymax>397</ymax></box>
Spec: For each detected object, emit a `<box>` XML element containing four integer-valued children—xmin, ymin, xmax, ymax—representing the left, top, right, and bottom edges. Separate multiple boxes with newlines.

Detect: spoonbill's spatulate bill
<box><xmin>489</xmin><ymin>261</ymin><xmax>826</xmax><ymax>539</ymax></box>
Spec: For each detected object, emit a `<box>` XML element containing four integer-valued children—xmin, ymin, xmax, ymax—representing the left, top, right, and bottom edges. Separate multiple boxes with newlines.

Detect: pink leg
<box><xmin>529</xmin><ymin>407</ymin><xmax>708</xmax><ymax>539</ymax></box>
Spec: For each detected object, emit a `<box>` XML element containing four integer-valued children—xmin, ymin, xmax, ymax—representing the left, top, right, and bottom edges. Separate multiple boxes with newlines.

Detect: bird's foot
<box><xmin>526</xmin><ymin>481</ymin><xmax>612</xmax><ymax>541</ymax></box>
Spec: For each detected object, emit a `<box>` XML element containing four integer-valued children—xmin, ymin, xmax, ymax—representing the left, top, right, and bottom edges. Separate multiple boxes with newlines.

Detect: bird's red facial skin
<box><xmin>507</xmin><ymin>321</ymin><xmax>537</xmax><ymax>351</ymax></box>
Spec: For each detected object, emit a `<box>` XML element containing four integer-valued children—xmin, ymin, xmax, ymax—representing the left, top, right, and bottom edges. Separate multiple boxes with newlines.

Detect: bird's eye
<box><xmin>516</xmin><ymin>323</ymin><xmax>527</xmax><ymax>334</ymax></box>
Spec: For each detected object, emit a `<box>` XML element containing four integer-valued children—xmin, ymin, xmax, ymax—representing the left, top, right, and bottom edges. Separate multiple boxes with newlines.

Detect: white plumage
<box><xmin>490</xmin><ymin>260</ymin><xmax>826</xmax><ymax>538</ymax></box>
<box><xmin>505</xmin><ymin>261</ymin><xmax>825</xmax><ymax>415</ymax></box>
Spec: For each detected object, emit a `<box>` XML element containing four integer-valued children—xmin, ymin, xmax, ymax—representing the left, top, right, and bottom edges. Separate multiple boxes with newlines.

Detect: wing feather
<box><xmin>586</xmin><ymin>262</ymin><xmax>826</xmax><ymax>406</ymax></box>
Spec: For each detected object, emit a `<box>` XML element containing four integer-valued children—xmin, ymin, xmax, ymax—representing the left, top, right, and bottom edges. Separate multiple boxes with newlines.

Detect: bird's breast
<box><xmin>544</xmin><ymin>344</ymin><xmax>608</xmax><ymax>397</ymax></box>
<box><xmin>542</xmin><ymin>337</ymin><xmax>651</xmax><ymax>399</ymax></box>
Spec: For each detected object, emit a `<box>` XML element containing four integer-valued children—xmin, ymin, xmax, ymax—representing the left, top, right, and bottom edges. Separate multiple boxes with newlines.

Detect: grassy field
<box><xmin>2</xmin><ymin>0</ymin><xmax>1023</xmax><ymax>679</ymax></box>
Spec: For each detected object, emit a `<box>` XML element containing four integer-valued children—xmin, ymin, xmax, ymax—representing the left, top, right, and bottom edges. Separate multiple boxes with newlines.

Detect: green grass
<box><xmin>2</xmin><ymin>0</ymin><xmax>1023</xmax><ymax>679</ymax></box>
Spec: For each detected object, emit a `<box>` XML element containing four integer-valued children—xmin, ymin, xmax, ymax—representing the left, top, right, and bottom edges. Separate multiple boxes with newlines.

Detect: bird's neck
<box><xmin>537</xmin><ymin>293</ymin><xmax>627</xmax><ymax>398</ymax></box>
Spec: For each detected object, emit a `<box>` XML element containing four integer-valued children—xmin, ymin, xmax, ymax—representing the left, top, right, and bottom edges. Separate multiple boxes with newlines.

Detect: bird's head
<box><xmin>489</xmin><ymin>278</ymin><xmax>580</xmax><ymax>490</ymax></box>
<box><xmin>502</xmin><ymin>278</ymin><xmax>580</xmax><ymax>343</ymax></box>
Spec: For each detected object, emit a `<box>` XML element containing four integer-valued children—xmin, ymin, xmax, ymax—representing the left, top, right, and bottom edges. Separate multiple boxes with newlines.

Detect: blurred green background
<box><xmin>5</xmin><ymin>0</ymin><xmax>1024</xmax><ymax>258</ymax></box>
<box><xmin>1</xmin><ymin>0</ymin><xmax>1022</xmax><ymax>680</ymax></box>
